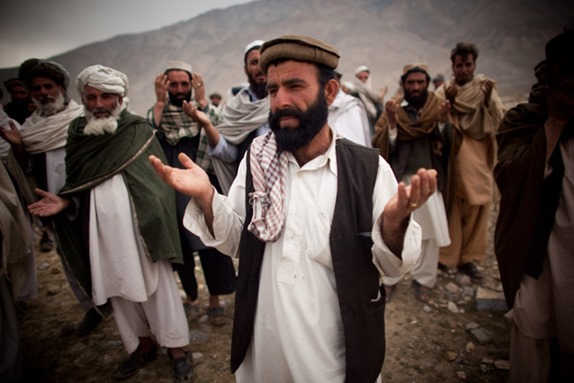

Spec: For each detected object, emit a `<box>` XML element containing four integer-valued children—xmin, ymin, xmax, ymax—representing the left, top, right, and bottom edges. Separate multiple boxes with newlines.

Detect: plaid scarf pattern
<box><xmin>147</xmin><ymin>102</ymin><xmax>222</xmax><ymax>173</ymax></box>
<box><xmin>248</xmin><ymin>131</ymin><xmax>288</xmax><ymax>242</ymax></box>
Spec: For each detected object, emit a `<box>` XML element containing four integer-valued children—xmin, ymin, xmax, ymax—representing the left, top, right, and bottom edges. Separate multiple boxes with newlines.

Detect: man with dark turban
<box><xmin>150</xmin><ymin>34</ymin><xmax>437</xmax><ymax>383</ymax></box>
<box><xmin>495</xmin><ymin>28</ymin><xmax>574</xmax><ymax>382</ymax></box>
<box><xmin>28</xmin><ymin>64</ymin><xmax>194</xmax><ymax>382</ymax></box>
<box><xmin>0</xmin><ymin>58</ymin><xmax>105</xmax><ymax>335</ymax></box>
<box><xmin>3</xmin><ymin>78</ymin><xmax>35</xmax><ymax>125</ymax></box>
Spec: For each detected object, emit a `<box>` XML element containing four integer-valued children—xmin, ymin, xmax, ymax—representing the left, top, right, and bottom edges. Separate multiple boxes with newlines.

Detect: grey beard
<box><xmin>33</xmin><ymin>92</ymin><xmax>66</xmax><ymax>116</ymax></box>
<box><xmin>83</xmin><ymin>104</ymin><xmax>123</xmax><ymax>136</ymax></box>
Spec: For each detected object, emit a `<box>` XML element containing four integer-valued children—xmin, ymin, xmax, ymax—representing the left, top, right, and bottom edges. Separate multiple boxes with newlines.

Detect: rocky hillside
<box><xmin>0</xmin><ymin>0</ymin><xmax>571</xmax><ymax>115</ymax></box>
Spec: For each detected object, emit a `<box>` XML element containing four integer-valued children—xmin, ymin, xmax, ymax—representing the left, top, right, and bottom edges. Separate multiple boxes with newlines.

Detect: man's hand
<box><xmin>183</xmin><ymin>100</ymin><xmax>211</xmax><ymax>126</ymax></box>
<box><xmin>385</xmin><ymin>99</ymin><xmax>399</xmax><ymax>129</ymax></box>
<box><xmin>445</xmin><ymin>85</ymin><xmax>457</xmax><ymax>105</ymax></box>
<box><xmin>154</xmin><ymin>74</ymin><xmax>169</xmax><ymax>105</ymax></box>
<box><xmin>380</xmin><ymin>168</ymin><xmax>438</xmax><ymax>255</ymax></box>
<box><xmin>28</xmin><ymin>188</ymin><xmax>71</xmax><ymax>217</ymax></box>
<box><xmin>192</xmin><ymin>73</ymin><xmax>208</xmax><ymax>109</ymax></box>
<box><xmin>439</xmin><ymin>99</ymin><xmax>451</xmax><ymax>124</ymax></box>
<box><xmin>149</xmin><ymin>153</ymin><xmax>214</xmax><ymax>208</ymax></box>
<box><xmin>481</xmin><ymin>79</ymin><xmax>494</xmax><ymax>107</ymax></box>
<box><xmin>377</xmin><ymin>85</ymin><xmax>388</xmax><ymax>103</ymax></box>
<box><xmin>0</xmin><ymin>120</ymin><xmax>23</xmax><ymax>146</ymax></box>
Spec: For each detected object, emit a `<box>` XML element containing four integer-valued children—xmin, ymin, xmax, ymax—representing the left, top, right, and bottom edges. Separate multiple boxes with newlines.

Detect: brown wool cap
<box><xmin>259</xmin><ymin>35</ymin><xmax>340</xmax><ymax>73</ymax></box>
<box><xmin>402</xmin><ymin>63</ymin><xmax>429</xmax><ymax>74</ymax></box>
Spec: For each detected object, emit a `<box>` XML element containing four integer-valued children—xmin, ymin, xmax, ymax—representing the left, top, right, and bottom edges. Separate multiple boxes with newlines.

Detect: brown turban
<box><xmin>259</xmin><ymin>35</ymin><xmax>340</xmax><ymax>73</ymax></box>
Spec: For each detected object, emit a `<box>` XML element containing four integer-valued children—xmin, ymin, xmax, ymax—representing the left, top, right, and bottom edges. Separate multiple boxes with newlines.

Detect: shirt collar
<box><xmin>285</xmin><ymin>127</ymin><xmax>339</xmax><ymax>176</ymax></box>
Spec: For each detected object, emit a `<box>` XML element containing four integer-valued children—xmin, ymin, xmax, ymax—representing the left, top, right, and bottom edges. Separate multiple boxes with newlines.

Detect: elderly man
<box><xmin>0</xmin><ymin>59</ymin><xmax>104</xmax><ymax>334</ymax></box>
<box><xmin>150</xmin><ymin>34</ymin><xmax>437</xmax><ymax>383</ymax></box>
<box><xmin>147</xmin><ymin>60</ymin><xmax>236</xmax><ymax>326</ymax></box>
<box><xmin>28</xmin><ymin>65</ymin><xmax>194</xmax><ymax>382</ymax></box>
<box><xmin>436</xmin><ymin>42</ymin><xmax>505</xmax><ymax>282</ymax></box>
<box><xmin>350</xmin><ymin>65</ymin><xmax>387</xmax><ymax>133</ymax></box>
<box><xmin>495</xmin><ymin>29</ymin><xmax>574</xmax><ymax>382</ymax></box>
<box><xmin>373</xmin><ymin>64</ymin><xmax>452</xmax><ymax>303</ymax></box>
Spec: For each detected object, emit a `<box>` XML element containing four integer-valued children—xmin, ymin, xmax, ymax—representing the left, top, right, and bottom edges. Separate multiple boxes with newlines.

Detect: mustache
<box><xmin>270</xmin><ymin>107</ymin><xmax>302</xmax><ymax>122</ymax></box>
<box><xmin>38</xmin><ymin>95</ymin><xmax>56</xmax><ymax>102</ymax></box>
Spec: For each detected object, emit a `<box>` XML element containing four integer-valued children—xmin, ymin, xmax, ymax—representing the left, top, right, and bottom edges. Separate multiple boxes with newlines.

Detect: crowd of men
<box><xmin>0</xmin><ymin>28</ymin><xmax>572</xmax><ymax>383</ymax></box>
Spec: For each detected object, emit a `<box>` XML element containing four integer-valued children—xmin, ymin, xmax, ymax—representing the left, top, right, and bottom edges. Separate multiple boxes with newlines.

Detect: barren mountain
<box><xmin>0</xmin><ymin>0</ymin><xmax>572</xmax><ymax>115</ymax></box>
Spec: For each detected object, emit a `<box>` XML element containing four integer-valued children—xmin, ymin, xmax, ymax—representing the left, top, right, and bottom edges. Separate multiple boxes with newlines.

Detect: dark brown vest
<box><xmin>231</xmin><ymin>139</ymin><xmax>385</xmax><ymax>382</ymax></box>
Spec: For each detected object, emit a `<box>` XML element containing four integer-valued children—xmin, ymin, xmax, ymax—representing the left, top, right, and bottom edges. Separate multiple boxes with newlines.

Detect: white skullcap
<box><xmin>244</xmin><ymin>40</ymin><xmax>265</xmax><ymax>62</ymax></box>
<box><xmin>354</xmin><ymin>65</ymin><xmax>370</xmax><ymax>75</ymax></box>
<box><xmin>76</xmin><ymin>65</ymin><xmax>129</xmax><ymax>97</ymax></box>
<box><xmin>165</xmin><ymin>60</ymin><xmax>192</xmax><ymax>75</ymax></box>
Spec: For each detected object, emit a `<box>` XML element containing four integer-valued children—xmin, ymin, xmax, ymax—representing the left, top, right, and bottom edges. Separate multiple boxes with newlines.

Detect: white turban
<box><xmin>75</xmin><ymin>65</ymin><xmax>129</xmax><ymax>97</ymax></box>
<box><xmin>354</xmin><ymin>65</ymin><xmax>370</xmax><ymax>75</ymax></box>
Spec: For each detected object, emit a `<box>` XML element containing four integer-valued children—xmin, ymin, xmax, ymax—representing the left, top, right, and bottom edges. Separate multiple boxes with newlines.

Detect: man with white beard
<box><xmin>28</xmin><ymin>65</ymin><xmax>194</xmax><ymax>382</ymax></box>
<box><xmin>0</xmin><ymin>59</ymin><xmax>105</xmax><ymax>336</ymax></box>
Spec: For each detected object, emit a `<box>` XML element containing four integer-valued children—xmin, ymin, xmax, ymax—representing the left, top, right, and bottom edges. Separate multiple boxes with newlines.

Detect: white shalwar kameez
<box><xmin>88</xmin><ymin>174</ymin><xmax>189</xmax><ymax>354</ymax></box>
<box><xmin>185</xmin><ymin>132</ymin><xmax>421</xmax><ymax>382</ymax></box>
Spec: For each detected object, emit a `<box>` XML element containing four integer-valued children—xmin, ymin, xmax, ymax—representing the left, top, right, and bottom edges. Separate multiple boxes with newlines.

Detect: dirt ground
<box><xmin>18</xmin><ymin>205</ymin><xmax>510</xmax><ymax>383</ymax></box>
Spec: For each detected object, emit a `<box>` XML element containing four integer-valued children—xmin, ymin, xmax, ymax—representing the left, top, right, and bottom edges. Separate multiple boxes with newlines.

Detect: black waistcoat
<box><xmin>231</xmin><ymin>138</ymin><xmax>385</xmax><ymax>383</ymax></box>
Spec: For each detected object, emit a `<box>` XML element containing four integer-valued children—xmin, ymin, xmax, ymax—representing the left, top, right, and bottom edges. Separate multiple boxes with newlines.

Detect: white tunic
<box><xmin>185</xmin><ymin>134</ymin><xmax>421</xmax><ymax>382</ymax></box>
<box><xmin>328</xmin><ymin>89</ymin><xmax>372</xmax><ymax>147</ymax></box>
<box><xmin>80</xmin><ymin>173</ymin><xmax>189</xmax><ymax>355</ymax></box>
<box><xmin>89</xmin><ymin>174</ymin><xmax>159</xmax><ymax>305</ymax></box>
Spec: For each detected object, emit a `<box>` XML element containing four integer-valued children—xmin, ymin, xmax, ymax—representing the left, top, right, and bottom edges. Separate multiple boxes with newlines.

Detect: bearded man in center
<box><xmin>150</xmin><ymin>35</ymin><xmax>438</xmax><ymax>382</ymax></box>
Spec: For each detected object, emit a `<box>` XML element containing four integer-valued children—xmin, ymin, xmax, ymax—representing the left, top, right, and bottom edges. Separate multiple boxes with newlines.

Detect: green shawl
<box><xmin>55</xmin><ymin>110</ymin><xmax>182</xmax><ymax>301</ymax></box>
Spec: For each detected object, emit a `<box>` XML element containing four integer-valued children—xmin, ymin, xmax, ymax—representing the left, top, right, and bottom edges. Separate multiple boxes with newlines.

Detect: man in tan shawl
<box><xmin>373</xmin><ymin>64</ymin><xmax>451</xmax><ymax>303</ymax></box>
<box><xmin>436</xmin><ymin>42</ymin><xmax>504</xmax><ymax>282</ymax></box>
<box><xmin>0</xmin><ymin>58</ymin><xmax>105</xmax><ymax>335</ymax></box>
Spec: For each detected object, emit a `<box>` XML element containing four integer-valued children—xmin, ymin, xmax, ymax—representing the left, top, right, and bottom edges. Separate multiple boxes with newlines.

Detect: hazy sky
<box><xmin>1</xmin><ymin>0</ymin><xmax>256</xmax><ymax>68</ymax></box>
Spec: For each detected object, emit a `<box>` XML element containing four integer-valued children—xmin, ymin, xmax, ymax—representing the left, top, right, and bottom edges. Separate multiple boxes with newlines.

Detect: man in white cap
<box><xmin>350</xmin><ymin>64</ymin><xmax>388</xmax><ymax>133</ymax></box>
<box><xmin>28</xmin><ymin>65</ymin><xmax>194</xmax><ymax>382</ymax></box>
<box><xmin>150</xmin><ymin>34</ymin><xmax>436</xmax><ymax>383</ymax></box>
<box><xmin>147</xmin><ymin>60</ymin><xmax>236</xmax><ymax>326</ymax></box>
<box><xmin>192</xmin><ymin>39</ymin><xmax>270</xmax><ymax>194</ymax></box>
<box><xmin>0</xmin><ymin>58</ymin><xmax>104</xmax><ymax>336</ymax></box>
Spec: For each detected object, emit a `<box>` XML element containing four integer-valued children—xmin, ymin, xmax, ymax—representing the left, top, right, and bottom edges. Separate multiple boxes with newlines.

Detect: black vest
<box><xmin>231</xmin><ymin>138</ymin><xmax>386</xmax><ymax>382</ymax></box>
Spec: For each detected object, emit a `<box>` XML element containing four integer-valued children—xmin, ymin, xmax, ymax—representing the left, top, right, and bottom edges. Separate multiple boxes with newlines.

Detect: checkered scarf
<box><xmin>147</xmin><ymin>103</ymin><xmax>222</xmax><ymax>173</ymax></box>
<box><xmin>248</xmin><ymin>131</ymin><xmax>288</xmax><ymax>242</ymax></box>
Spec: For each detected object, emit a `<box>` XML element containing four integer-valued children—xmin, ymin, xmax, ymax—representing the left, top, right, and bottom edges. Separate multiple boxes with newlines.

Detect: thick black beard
<box><xmin>247</xmin><ymin>73</ymin><xmax>268</xmax><ymax>100</ymax></box>
<box><xmin>404</xmin><ymin>88</ymin><xmax>429</xmax><ymax>109</ymax></box>
<box><xmin>168</xmin><ymin>91</ymin><xmax>192</xmax><ymax>107</ymax></box>
<box><xmin>269</xmin><ymin>90</ymin><xmax>328</xmax><ymax>152</ymax></box>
